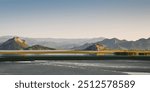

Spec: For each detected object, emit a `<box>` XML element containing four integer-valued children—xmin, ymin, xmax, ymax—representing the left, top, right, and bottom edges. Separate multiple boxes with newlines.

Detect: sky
<box><xmin>0</xmin><ymin>0</ymin><xmax>150</xmax><ymax>40</ymax></box>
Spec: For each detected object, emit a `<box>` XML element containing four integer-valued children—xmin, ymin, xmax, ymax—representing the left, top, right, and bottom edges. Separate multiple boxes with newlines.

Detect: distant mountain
<box><xmin>0</xmin><ymin>36</ymin><xmax>105</xmax><ymax>49</ymax></box>
<box><xmin>95</xmin><ymin>38</ymin><xmax>128</xmax><ymax>50</ymax></box>
<box><xmin>0</xmin><ymin>37</ymin><xmax>28</xmax><ymax>50</ymax></box>
<box><xmin>0</xmin><ymin>37</ymin><xmax>56</xmax><ymax>50</ymax></box>
<box><xmin>23</xmin><ymin>37</ymin><xmax>105</xmax><ymax>49</ymax></box>
<box><xmin>72</xmin><ymin>43</ymin><xmax>94</xmax><ymax>50</ymax></box>
<box><xmin>25</xmin><ymin>45</ymin><xmax>56</xmax><ymax>50</ymax></box>
<box><xmin>75</xmin><ymin>38</ymin><xmax>150</xmax><ymax>50</ymax></box>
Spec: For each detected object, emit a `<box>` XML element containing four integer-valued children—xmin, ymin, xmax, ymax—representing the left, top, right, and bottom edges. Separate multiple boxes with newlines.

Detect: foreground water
<box><xmin>0</xmin><ymin>60</ymin><xmax>150</xmax><ymax>75</ymax></box>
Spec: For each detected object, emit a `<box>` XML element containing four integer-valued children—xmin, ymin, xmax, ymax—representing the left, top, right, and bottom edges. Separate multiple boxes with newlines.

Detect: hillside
<box><xmin>25</xmin><ymin>45</ymin><xmax>56</xmax><ymax>50</ymax></box>
<box><xmin>0</xmin><ymin>37</ymin><xmax>28</xmax><ymax>50</ymax></box>
<box><xmin>75</xmin><ymin>38</ymin><xmax>150</xmax><ymax>50</ymax></box>
<box><xmin>0</xmin><ymin>37</ymin><xmax>56</xmax><ymax>50</ymax></box>
<box><xmin>85</xmin><ymin>44</ymin><xmax>107</xmax><ymax>51</ymax></box>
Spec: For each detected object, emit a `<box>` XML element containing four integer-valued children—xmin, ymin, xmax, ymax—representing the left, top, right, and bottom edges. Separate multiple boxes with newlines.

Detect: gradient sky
<box><xmin>0</xmin><ymin>0</ymin><xmax>150</xmax><ymax>40</ymax></box>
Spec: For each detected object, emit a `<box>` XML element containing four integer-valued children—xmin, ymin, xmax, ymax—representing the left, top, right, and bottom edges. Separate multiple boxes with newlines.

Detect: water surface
<box><xmin>0</xmin><ymin>60</ymin><xmax>150</xmax><ymax>75</ymax></box>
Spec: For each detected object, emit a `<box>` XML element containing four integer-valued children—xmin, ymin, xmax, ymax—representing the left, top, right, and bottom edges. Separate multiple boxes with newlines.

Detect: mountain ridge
<box><xmin>0</xmin><ymin>36</ymin><xmax>149</xmax><ymax>50</ymax></box>
<box><xmin>0</xmin><ymin>37</ymin><xmax>28</xmax><ymax>50</ymax></box>
<box><xmin>25</xmin><ymin>45</ymin><xmax>56</xmax><ymax>50</ymax></box>
<box><xmin>0</xmin><ymin>37</ymin><xmax>56</xmax><ymax>50</ymax></box>
<box><xmin>0</xmin><ymin>36</ymin><xmax>105</xmax><ymax>49</ymax></box>
<box><xmin>74</xmin><ymin>37</ymin><xmax>150</xmax><ymax>50</ymax></box>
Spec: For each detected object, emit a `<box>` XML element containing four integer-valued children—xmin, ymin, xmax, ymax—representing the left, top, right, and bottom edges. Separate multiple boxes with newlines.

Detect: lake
<box><xmin>0</xmin><ymin>60</ymin><xmax>150</xmax><ymax>75</ymax></box>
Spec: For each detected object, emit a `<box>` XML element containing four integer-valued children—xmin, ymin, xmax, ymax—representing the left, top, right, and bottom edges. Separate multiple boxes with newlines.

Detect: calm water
<box><xmin>0</xmin><ymin>60</ymin><xmax>150</xmax><ymax>75</ymax></box>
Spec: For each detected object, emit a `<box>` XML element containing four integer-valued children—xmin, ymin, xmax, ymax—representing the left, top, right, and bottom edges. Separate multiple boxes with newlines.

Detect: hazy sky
<box><xmin>0</xmin><ymin>0</ymin><xmax>150</xmax><ymax>40</ymax></box>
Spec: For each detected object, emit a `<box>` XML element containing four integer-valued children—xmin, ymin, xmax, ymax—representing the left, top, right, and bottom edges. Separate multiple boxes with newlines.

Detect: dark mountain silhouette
<box><xmin>0</xmin><ymin>37</ymin><xmax>28</xmax><ymax>50</ymax></box>
<box><xmin>75</xmin><ymin>38</ymin><xmax>150</xmax><ymax>50</ymax></box>
<box><xmin>25</xmin><ymin>45</ymin><xmax>55</xmax><ymax>50</ymax></box>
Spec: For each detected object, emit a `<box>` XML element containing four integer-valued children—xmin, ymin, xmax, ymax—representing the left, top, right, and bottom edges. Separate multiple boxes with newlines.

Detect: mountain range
<box><xmin>0</xmin><ymin>37</ymin><xmax>55</xmax><ymax>50</ymax></box>
<box><xmin>75</xmin><ymin>38</ymin><xmax>150</xmax><ymax>50</ymax></box>
<box><xmin>0</xmin><ymin>36</ymin><xmax>105</xmax><ymax>49</ymax></box>
<box><xmin>0</xmin><ymin>36</ymin><xmax>149</xmax><ymax>50</ymax></box>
